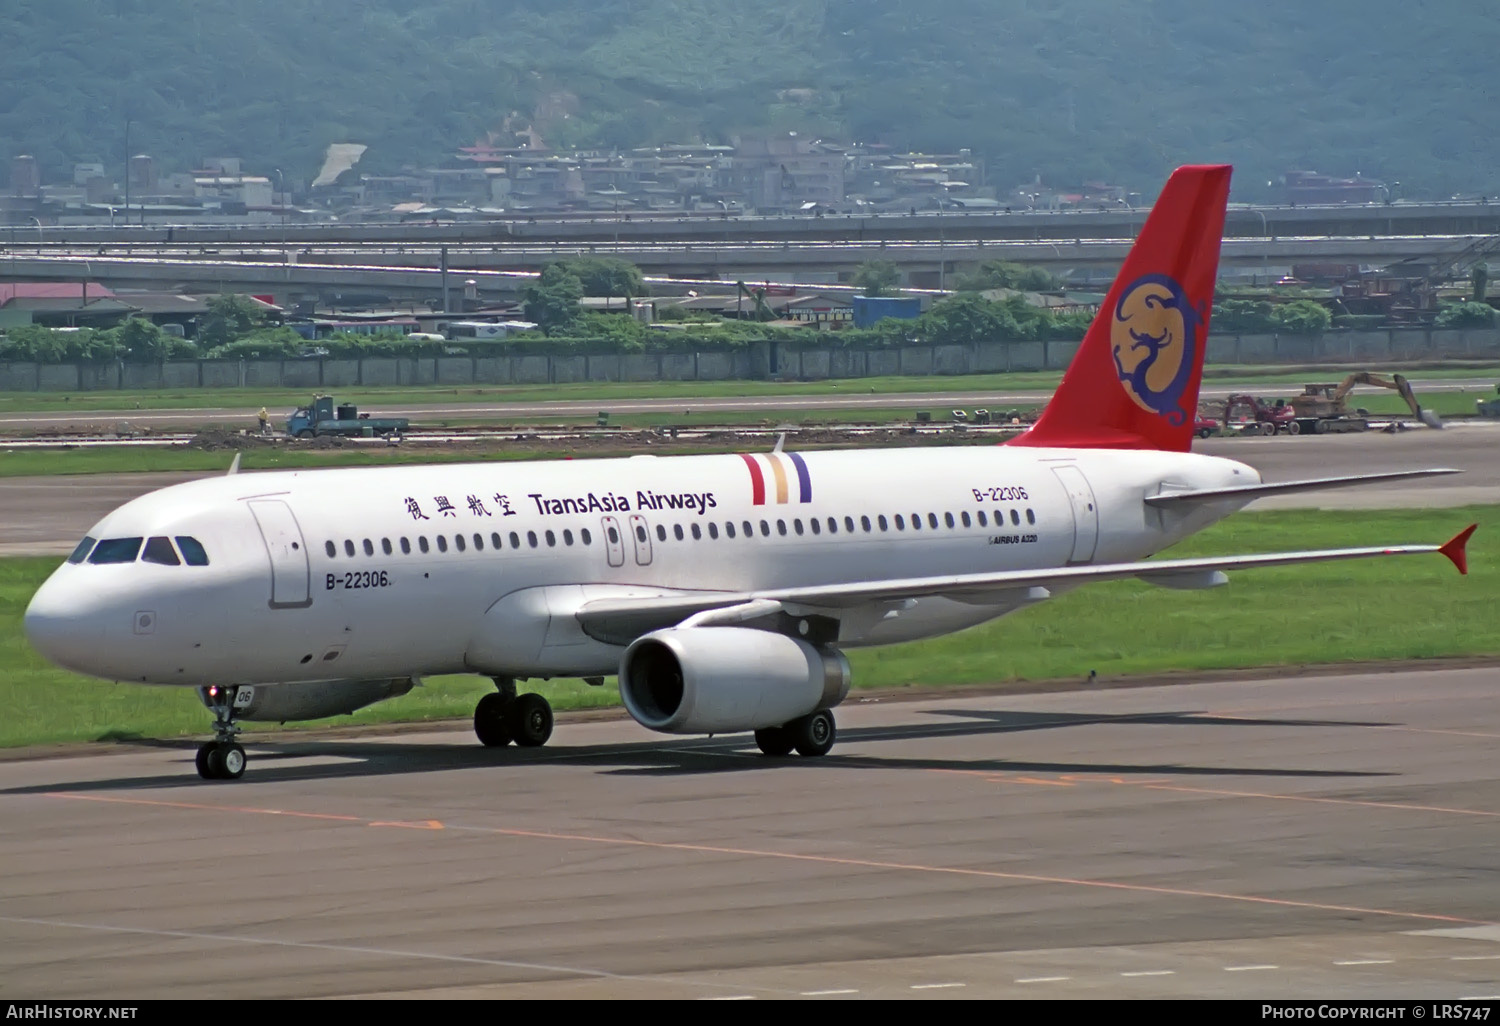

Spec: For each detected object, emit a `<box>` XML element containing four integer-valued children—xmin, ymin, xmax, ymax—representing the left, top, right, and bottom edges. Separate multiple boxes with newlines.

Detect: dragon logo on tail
<box><xmin>1109</xmin><ymin>274</ymin><xmax>1203</xmax><ymax>426</ymax></box>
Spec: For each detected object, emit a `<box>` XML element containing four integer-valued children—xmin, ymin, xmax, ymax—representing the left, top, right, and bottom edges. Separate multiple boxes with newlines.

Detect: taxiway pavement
<box><xmin>2</xmin><ymin>668</ymin><xmax>1498</xmax><ymax>998</ymax></box>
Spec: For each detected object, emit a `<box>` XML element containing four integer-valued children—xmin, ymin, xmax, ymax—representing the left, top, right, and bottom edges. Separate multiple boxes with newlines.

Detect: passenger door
<box><xmin>247</xmin><ymin>499</ymin><xmax>313</xmax><ymax>608</ymax></box>
<box><xmin>601</xmin><ymin>516</ymin><xmax>625</xmax><ymax>568</ymax></box>
<box><xmin>628</xmin><ymin>514</ymin><xmax>654</xmax><ymax>566</ymax></box>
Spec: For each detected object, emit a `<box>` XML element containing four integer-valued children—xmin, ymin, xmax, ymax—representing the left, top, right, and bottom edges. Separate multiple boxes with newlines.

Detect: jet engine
<box><xmin>618</xmin><ymin>627</ymin><xmax>850</xmax><ymax>734</ymax></box>
<box><xmin>196</xmin><ymin>677</ymin><xmax>416</xmax><ymax>723</ymax></box>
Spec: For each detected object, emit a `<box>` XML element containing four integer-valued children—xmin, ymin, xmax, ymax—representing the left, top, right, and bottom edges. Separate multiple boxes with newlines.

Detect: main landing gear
<box><xmin>754</xmin><ymin>708</ymin><xmax>836</xmax><ymax>758</ymax></box>
<box><xmin>196</xmin><ymin>684</ymin><xmax>247</xmax><ymax>781</ymax></box>
<box><xmin>473</xmin><ymin>677</ymin><xmax>554</xmax><ymax>749</ymax></box>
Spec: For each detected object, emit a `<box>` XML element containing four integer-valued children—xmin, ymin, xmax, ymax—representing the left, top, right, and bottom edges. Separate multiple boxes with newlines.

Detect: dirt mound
<box><xmin>186</xmin><ymin>429</ymin><xmax>278</xmax><ymax>451</ymax></box>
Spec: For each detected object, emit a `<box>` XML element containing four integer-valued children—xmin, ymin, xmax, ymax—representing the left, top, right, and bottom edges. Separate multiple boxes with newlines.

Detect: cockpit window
<box><xmin>88</xmin><ymin>537</ymin><xmax>143</xmax><ymax>564</ymax></box>
<box><xmin>67</xmin><ymin>536</ymin><xmax>97</xmax><ymax>564</ymax></box>
<box><xmin>141</xmin><ymin>536</ymin><xmax>181</xmax><ymax>566</ymax></box>
<box><xmin>175</xmin><ymin>536</ymin><xmax>210</xmax><ymax>566</ymax></box>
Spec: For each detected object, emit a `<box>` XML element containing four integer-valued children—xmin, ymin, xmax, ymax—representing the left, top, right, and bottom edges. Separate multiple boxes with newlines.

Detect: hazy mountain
<box><xmin>3</xmin><ymin>0</ymin><xmax>1495</xmax><ymax>198</ymax></box>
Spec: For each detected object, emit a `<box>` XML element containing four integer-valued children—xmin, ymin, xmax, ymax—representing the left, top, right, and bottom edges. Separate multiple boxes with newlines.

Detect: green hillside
<box><xmin>3</xmin><ymin>0</ymin><xmax>1495</xmax><ymax>199</ymax></box>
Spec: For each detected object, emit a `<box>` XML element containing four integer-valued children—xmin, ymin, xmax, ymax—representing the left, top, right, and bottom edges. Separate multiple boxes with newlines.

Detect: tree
<box><xmin>953</xmin><ymin>260</ymin><xmax>1060</xmax><ymax>293</ymax></box>
<box><xmin>112</xmin><ymin>317</ymin><xmax>172</xmax><ymax>363</ymax></box>
<box><xmin>197</xmin><ymin>295</ymin><xmax>266</xmax><ymax>349</ymax></box>
<box><xmin>852</xmin><ymin>261</ymin><xmax>900</xmax><ymax>297</ymax></box>
<box><xmin>1268</xmin><ymin>299</ymin><xmax>1331</xmax><ymax>335</ymax></box>
<box><xmin>553</xmin><ymin>257</ymin><xmax>648</xmax><ymax>302</ymax></box>
<box><xmin>521</xmin><ymin>265</ymin><xmax>585</xmax><ymax>335</ymax></box>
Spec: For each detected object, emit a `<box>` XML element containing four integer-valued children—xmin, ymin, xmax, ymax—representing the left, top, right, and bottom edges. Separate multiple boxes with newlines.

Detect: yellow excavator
<box><xmin>1287</xmin><ymin>372</ymin><xmax>1443</xmax><ymax>433</ymax></box>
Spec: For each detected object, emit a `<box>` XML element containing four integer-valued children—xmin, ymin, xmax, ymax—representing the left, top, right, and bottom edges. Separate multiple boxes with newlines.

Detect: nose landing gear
<box><xmin>195</xmin><ymin>685</ymin><xmax>247</xmax><ymax>780</ymax></box>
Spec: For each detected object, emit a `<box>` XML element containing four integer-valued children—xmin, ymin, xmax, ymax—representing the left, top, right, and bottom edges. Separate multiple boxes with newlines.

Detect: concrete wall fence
<box><xmin>2</xmin><ymin>328</ymin><xmax>1498</xmax><ymax>393</ymax></box>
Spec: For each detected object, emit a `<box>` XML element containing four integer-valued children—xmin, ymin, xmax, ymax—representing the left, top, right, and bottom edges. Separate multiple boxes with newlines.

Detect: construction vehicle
<box><xmin>1287</xmin><ymin>372</ymin><xmax>1443</xmax><ymax>434</ymax></box>
<box><xmin>285</xmin><ymin>395</ymin><xmax>409</xmax><ymax>439</ymax></box>
<box><xmin>1477</xmin><ymin>384</ymin><xmax>1500</xmax><ymax>418</ymax></box>
<box><xmin>1223</xmin><ymin>394</ymin><xmax>1300</xmax><ymax>436</ymax></box>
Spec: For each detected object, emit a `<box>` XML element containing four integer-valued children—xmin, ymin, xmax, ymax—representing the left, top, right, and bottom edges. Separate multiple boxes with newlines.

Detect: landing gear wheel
<box><xmin>789</xmin><ymin>709</ymin><xmax>836</xmax><ymax>757</ymax></box>
<box><xmin>507</xmin><ymin>693</ymin><xmax>553</xmax><ymax>748</ymax></box>
<box><xmin>218</xmin><ymin>743</ymin><xmax>246</xmax><ymax>780</ymax></box>
<box><xmin>197</xmin><ymin>685</ymin><xmax>245</xmax><ymax>781</ymax></box>
<box><xmin>755</xmin><ymin>726</ymin><xmax>795</xmax><ymax>757</ymax></box>
<box><xmin>196</xmin><ymin>742</ymin><xmax>216</xmax><ymax>780</ymax></box>
<box><xmin>474</xmin><ymin>692</ymin><xmax>514</xmax><ymax>747</ymax></box>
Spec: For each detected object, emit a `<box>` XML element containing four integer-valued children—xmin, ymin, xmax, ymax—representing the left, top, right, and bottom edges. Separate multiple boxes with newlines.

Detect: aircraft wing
<box><xmin>575</xmin><ymin>524</ymin><xmax>1475</xmax><ymax>642</ymax></box>
<box><xmin>1144</xmin><ymin>468</ymin><xmax>1460</xmax><ymax>507</ymax></box>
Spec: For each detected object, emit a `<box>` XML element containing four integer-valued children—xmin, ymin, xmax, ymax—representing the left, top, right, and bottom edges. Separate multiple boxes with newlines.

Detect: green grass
<box><xmin>0</xmin><ymin>363</ymin><xmax>1495</xmax><ymax>415</ymax></box>
<box><xmin>1</xmin><ymin>505</ymin><xmax>1492</xmax><ymax>748</ymax></box>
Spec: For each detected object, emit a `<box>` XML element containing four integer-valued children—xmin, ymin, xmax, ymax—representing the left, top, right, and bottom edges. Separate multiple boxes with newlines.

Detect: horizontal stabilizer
<box><xmin>1144</xmin><ymin>468</ymin><xmax>1461</xmax><ymax>507</ymax></box>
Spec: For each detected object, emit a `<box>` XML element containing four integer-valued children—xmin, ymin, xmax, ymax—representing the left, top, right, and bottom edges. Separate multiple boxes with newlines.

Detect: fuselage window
<box><xmin>743</xmin><ymin>520</ymin><xmax>754</xmax><ymax>538</ymax></box>
<box><xmin>844</xmin><ymin>516</ymin><xmax>855</xmax><ymax>533</ymax></box>
<box><xmin>793</xmin><ymin>519</ymin><xmax>804</xmax><ymax>536</ymax></box>
<box><xmin>363</xmin><ymin>539</ymin><xmax>375</xmax><ymax>556</ymax></box>
<box><xmin>691</xmin><ymin>523</ymin><xmax>702</xmax><ymax>540</ymax></box>
<box><xmin>545</xmin><ymin>530</ymin><xmax>556</xmax><ymax>547</ymax></box>
<box><xmin>512</xmin><ymin>531</ymin><xmax>523</xmax><ymax>548</ymax></box>
<box><xmin>86</xmin><ymin>536</ymin><xmax>140</xmax><ymax>565</ymax></box>
<box><xmin>491</xmin><ymin>532</ymin><xmax>502</xmax><ymax>549</ymax></box>
<box><xmin>382</xmin><ymin>538</ymin><xmax>393</xmax><ymax>555</ymax></box>
<box><xmin>674</xmin><ymin>523</ymin><xmax>685</xmax><ymax>541</ymax></box>
<box><xmin>810</xmin><ymin>518</ymin><xmax>821</xmax><ymax>535</ymax></box>
<box><xmin>708</xmin><ymin>522</ymin><xmax>719</xmax><ymax>540</ymax></box>
<box><xmin>67</xmin><ymin>536</ymin><xmax>98</xmax><ymax>564</ymax></box>
<box><xmin>635</xmin><ymin>525</ymin><xmax>647</xmax><ymax>543</ymax></box>
<box><xmin>911</xmin><ymin>513</ymin><xmax>921</xmax><ymax>530</ymax></box>
<box><xmin>827</xmin><ymin>516</ymin><xmax>838</xmax><ymax>534</ymax></box>
<box><xmin>473</xmin><ymin>533</ymin><xmax>483</xmax><ymax>551</ymax></box>
<box><xmin>760</xmin><ymin>520</ymin><xmax>771</xmax><ymax>537</ymax></box>
<box><xmin>860</xmin><ymin>515</ymin><xmax>872</xmax><ymax>532</ymax></box>
<box><xmin>877</xmin><ymin>515</ymin><xmax>888</xmax><ymax>531</ymax></box>
<box><xmin>419</xmin><ymin>536</ymin><xmax>430</xmax><ymax>554</ymax></box>
<box><xmin>777</xmin><ymin>520</ymin><xmax>787</xmax><ymax>536</ymax></box>
<box><xmin>141</xmin><ymin>536</ymin><xmax>180</xmax><ymax>566</ymax></box>
<box><xmin>437</xmin><ymin>536</ymin><xmax>448</xmax><ymax>553</ymax></box>
<box><xmin>324</xmin><ymin>541</ymin><xmax>336</xmax><ymax>558</ymax></box>
<box><xmin>978</xmin><ymin>511</ymin><xmax>988</xmax><ymax>527</ymax></box>
<box><xmin>580</xmin><ymin>528</ymin><xmax>592</xmax><ymax>546</ymax></box>
<box><xmin>1026</xmin><ymin>508</ymin><xmax>1036</xmax><ymax>525</ymax></box>
<box><xmin>961</xmin><ymin>511</ymin><xmax>972</xmax><ymax>528</ymax></box>
<box><xmin>656</xmin><ymin>524</ymin><xmax>667</xmax><ymax>542</ymax></box>
<box><xmin>726</xmin><ymin>521</ymin><xmax>737</xmax><ymax>539</ymax></box>
<box><xmin>944</xmin><ymin>512</ymin><xmax>956</xmax><ymax>529</ymax></box>
<box><xmin>455</xmin><ymin>534</ymin><xmax>467</xmax><ymax>552</ymax></box>
<box><xmin>607</xmin><ymin>526</ymin><xmax>619</xmax><ymax>545</ymax></box>
<box><xmin>176</xmin><ymin>536</ymin><xmax>210</xmax><ymax>566</ymax></box>
<box><xmin>344</xmin><ymin>540</ymin><xmax>356</xmax><ymax>557</ymax></box>
<box><xmin>563</xmin><ymin>529</ymin><xmax>574</xmax><ymax>546</ymax></box>
<box><xmin>894</xmin><ymin>514</ymin><xmax>905</xmax><ymax>530</ymax></box>
<box><xmin>528</xmin><ymin>531</ymin><xmax>539</xmax><ymax>548</ymax></box>
<box><xmin>1011</xmin><ymin>510</ymin><xmax>1021</xmax><ymax>526</ymax></box>
<box><xmin>400</xmin><ymin>537</ymin><xmax>412</xmax><ymax>554</ymax></box>
<box><xmin>928</xmin><ymin>513</ymin><xmax>939</xmax><ymax>529</ymax></box>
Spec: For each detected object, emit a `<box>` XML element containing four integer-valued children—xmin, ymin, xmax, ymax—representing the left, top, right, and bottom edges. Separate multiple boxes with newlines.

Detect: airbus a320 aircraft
<box><xmin>25</xmin><ymin>164</ymin><xmax>1475</xmax><ymax>781</ymax></box>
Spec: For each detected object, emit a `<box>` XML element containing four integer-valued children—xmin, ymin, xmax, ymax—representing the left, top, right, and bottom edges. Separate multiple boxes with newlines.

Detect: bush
<box><xmin>1269</xmin><ymin>299</ymin><xmax>1332</xmax><ymax>335</ymax></box>
<box><xmin>1433</xmin><ymin>302</ymin><xmax>1497</xmax><ymax>328</ymax></box>
<box><xmin>1330</xmin><ymin>314</ymin><xmax>1387</xmax><ymax>329</ymax></box>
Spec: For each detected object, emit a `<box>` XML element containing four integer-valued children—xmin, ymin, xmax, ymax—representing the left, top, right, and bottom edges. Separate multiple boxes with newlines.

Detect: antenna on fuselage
<box><xmin>227</xmin><ymin>453</ymin><xmax>241</xmax><ymax>476</ymax></box>
<box><xmin>773</xmin><ymin>432</ymin><xmax>786</xmax><ymax>453</ymax></box>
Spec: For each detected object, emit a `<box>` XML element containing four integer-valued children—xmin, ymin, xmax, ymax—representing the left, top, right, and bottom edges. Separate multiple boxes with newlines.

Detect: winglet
<box><xmin>1439</xmin><ymin>523</ymin><xmax>1477</xmax><ymax>575</ymax></box>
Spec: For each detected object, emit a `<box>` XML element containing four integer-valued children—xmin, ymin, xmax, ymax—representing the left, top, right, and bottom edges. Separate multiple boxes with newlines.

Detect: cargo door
<box><xmin>1051</xmin><ymin>465</ymin><xmax>1099</xmax><ymax>565</ymax></box>
<box><xmin>247</xmin><ymin>499</ymin><xmax>312</xmax><ymax>608</ymax></box>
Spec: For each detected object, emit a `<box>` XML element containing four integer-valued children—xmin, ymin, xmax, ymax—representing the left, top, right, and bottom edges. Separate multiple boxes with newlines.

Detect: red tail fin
<box><xmin>1010</xmin><ymin>164</ymin><xmax>1232</xmax><ymax>451</ymax></box>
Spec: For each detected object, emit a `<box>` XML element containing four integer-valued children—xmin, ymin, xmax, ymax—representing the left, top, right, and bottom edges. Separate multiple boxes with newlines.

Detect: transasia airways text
<box><xmin>529</xmin><ymin>490</ymin><xmax>719</xmax><ymax>516</ymax></box>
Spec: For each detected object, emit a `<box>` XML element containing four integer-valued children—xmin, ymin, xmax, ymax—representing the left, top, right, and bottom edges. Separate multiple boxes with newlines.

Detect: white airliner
<box><xmin>24</xmin><ymin>165</ymin><xmax>1474</xmax><ymax>780</ymax></box>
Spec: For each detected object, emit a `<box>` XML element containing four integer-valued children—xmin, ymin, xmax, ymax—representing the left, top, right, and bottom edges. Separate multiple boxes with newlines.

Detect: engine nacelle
<box><xmin>198</xmin><ymin>678</ymin><xmax>416</xmax><ymax>723</ymax></box>
<box><xmin>618</xmin><ymin>627</ymin><xmax>850</xmax><ymax>734</ymax></box>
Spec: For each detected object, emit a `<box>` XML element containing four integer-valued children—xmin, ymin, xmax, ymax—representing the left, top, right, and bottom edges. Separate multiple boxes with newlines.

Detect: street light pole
<box><xmin>1253</xmin><ymin>209</ymin><xmax>1269</xmax><ymax>285</ymax></box>
<box><xmin>30</xmin><ymin>216</ymin><xmax>42</xmax><ymax>253</ymax></box>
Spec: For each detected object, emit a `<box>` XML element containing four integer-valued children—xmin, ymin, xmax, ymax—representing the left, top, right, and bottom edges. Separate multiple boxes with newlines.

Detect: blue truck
<box><xmin>285</xmin><ymin>396</ymin><xmax>409</xmax><ymax>439</ymax></box>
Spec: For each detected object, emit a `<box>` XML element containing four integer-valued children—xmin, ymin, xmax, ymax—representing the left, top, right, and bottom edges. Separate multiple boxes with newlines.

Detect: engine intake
<box><xmin>619</xmin><ymin>627</ymin><xmax>850</xmax><ymax>734</ymax></box>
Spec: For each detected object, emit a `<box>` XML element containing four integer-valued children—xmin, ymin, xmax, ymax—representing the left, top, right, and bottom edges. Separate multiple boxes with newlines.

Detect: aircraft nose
<box><xmin>24</xmin><ymin>577</ymin><xmax>106</xmax><ymax>673</ymax></box>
